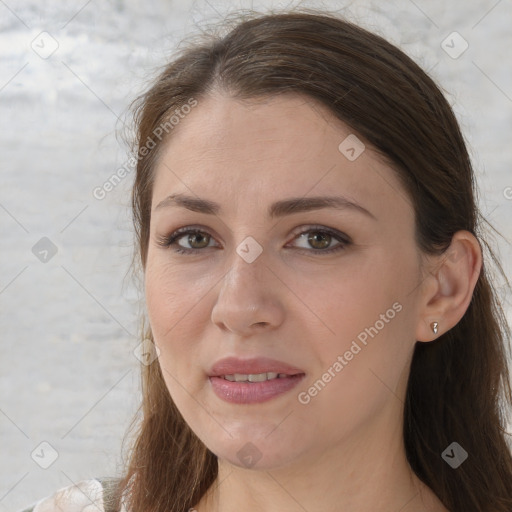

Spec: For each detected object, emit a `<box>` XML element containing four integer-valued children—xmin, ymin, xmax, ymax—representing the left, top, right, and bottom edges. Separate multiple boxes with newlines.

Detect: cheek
<box><xmin>297</xmin><ymin>305</ymin><xmax>413</xmax><ymax>440</ymax></box>
<box><xmin>145</xmin><ymin>269</ymin><xmax>175</xmax><ymax>337</ymax></box>
<box><xmin>145</xmin><ymin>270</ymin><xmax>201</xmax><ymax>409</ymax></box>
<box><xmin>144</xmin><ymin>260</ymin><xmax>212</xmax><ymax>380</ymax></box>
<box><xmin>303</xmin><ymin>260</ymin><xmax>415</xmax><ymax>399</ymax></box>
<box><xmin>145</xmin><ymin>263</ymin><xmax>194</xmax><ymax>363</ymax></box>
<box><xmin>145</xmin><ymin>256</ymin><xmax>199</xmax><ymax>330</ymax></box>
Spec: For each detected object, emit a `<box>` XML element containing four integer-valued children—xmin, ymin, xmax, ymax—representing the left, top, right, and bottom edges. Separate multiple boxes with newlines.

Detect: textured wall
<box><xmin>1</xmin><ymin>0</ymin><xmax>511</xmax><ymax>509</ymax></box>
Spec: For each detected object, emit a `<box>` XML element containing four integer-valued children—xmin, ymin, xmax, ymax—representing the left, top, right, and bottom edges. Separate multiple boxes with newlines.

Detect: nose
<box><xmin>211</xmin><ymin>249</ymin><xmax>285</xmax><ymax>336</ymax></box>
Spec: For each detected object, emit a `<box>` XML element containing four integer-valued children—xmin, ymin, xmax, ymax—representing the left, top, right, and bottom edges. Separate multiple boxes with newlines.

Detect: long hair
<box><xmin>111</xmin><ymin>10</ymin><xmax>512</xmax><ymax>512</ymax></box>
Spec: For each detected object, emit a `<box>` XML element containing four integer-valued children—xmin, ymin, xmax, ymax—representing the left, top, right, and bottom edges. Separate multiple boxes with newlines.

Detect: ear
<box><xmin>415</xmin><ymin>230</ymin><xmax>482</xmax><ymax>342</ymax></box>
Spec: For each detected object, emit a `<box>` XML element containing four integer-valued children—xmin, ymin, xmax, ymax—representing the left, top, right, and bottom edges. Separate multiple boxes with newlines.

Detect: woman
<box><xmin>20</xmin><ymin>9</ymin><xmax>512</xmax><ymax>512</ymax></box>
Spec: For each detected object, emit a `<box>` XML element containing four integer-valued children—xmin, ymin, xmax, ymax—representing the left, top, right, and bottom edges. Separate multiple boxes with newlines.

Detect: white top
<box><xmin>18</xmin><ymin>478</ymin><xmax>126</xmax><ymax>512</ymax></box>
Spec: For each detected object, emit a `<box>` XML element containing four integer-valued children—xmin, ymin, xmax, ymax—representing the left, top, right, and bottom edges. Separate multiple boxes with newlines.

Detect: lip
<box><xmin>208</xmin><ymin>356</ymin><xmax>306</xmax><ymax>404</ymax></box>
<box><xmin>208</xmin><ymin>356</ymin><xmax>305</xmax><ymax>377</ymax></box>
<box><xmin>209</xmin><ymin>374</ymin><xmax>305</xmax><ymax>404</ymax></box>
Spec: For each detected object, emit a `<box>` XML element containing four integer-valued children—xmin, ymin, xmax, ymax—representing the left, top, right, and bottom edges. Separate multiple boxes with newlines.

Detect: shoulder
<box><xmin>17</xmin><ymin>476</ymin><xmax>124</xmax><ymax>512</ymax></box>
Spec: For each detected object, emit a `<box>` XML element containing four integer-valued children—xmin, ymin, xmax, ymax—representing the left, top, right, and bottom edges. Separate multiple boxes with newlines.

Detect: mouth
<box><xmin>208</xmin><ymin>356</ymin><xmax>306</xmax><ymax>404</ymax></box>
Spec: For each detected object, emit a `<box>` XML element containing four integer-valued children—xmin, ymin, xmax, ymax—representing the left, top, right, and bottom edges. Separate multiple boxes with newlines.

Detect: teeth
<box><xmin>223</xmin><ymin>372</ymin><xmax>283</xmax><ymax>382</ymax></box>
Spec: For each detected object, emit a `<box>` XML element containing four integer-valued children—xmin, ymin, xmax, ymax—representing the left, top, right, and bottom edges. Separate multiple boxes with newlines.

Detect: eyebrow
<box><xmin>154</xmin><ymin>193</ymin><xmax>376</xmax><ymax>220</ymax></box>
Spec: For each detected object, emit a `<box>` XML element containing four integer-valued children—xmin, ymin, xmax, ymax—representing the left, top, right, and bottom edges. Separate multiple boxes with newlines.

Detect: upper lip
<box><xmin>209</xmin><ymin>356</ymin><xmax>305</xmax><ymax>377</ymax></box>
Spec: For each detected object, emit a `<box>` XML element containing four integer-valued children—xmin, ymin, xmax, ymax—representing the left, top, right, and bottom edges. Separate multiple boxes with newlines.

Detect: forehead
<box><xmin>160</xmin><ymin>93</ymin><xmax>350</xmax><ymax>165</ymax></box>
<box><xmin>152</xmin><ymin>93</ymin><xmax>411</xmax><ymax>223</ymax></box>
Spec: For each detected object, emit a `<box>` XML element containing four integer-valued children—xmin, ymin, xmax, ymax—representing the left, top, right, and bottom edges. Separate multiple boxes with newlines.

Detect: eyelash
<box><xmin>155</xmin><ymin>225</ymin><xmax>351</xmax><ymax>255</ymax></box>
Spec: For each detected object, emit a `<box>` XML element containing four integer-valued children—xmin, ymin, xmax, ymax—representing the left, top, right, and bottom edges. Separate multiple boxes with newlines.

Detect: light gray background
<box><xmin>1</xmin><ymin>0</ymin><xmax>511</xmax><ymax>509</ymax></box>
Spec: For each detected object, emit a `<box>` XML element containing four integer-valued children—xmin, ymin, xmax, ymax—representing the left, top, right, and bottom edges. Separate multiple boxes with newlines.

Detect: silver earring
<box><xmin>431</xmin><ymin>322</ymin><xmax>438</xmax><ymax>335</ymax></box>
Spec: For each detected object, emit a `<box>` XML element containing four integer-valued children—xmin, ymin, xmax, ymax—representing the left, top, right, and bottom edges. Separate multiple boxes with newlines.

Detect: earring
<box><xmin>430</xmin><ymin>321</ymin><xmax>439</xmax><ymax>335</ymax></box>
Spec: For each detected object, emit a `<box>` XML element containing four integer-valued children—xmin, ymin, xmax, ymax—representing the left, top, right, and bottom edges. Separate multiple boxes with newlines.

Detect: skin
<box><xmin>144</xmin><ymin>92</ymin><xmax>482</xmax><ymax>512</ymax></box>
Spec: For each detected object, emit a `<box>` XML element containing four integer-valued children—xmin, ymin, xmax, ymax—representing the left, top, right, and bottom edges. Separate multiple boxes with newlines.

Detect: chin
<box><xmin>205</xmin><ymin>431</ymin><xmax>306</xmax><ymax>471</ymax></box>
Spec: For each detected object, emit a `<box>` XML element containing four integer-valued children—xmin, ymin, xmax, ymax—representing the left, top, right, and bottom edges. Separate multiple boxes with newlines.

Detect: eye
<box><xmin>288</xmin><ymin>227</ymin><xmax>350</xmax><ymax>254</ymax></box>
<box><xmin>155</xmin><ymin>227</ymin><xmax>218</xmax><ymax>254</ymax></box>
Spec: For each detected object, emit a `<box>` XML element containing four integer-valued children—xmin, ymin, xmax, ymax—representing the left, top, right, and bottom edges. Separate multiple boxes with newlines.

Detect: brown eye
<box><xmin>290</xmin><ymin>227</ymin><xmax>350</xmax><ymax>254</ymax></box>
<box><xmin>155</xmin><ymin>227</ymin><xmax>220</xmax><ymax>254</ymax></box>
<box><xmin>181</xmin><ymin>232</ymin><xmax>211</xmax><ymax>249</ymax></box>
<box><xmin>307</xmin><ymin>231</ymin><xmax>332</xmax><ymax>249</ymax></box>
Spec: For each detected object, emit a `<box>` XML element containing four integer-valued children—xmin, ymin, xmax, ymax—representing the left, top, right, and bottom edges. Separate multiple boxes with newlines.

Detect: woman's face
<box><xmin>145</xmin><ymin>93</ymin><xmax>427</xmax><ymax>470</ymax></box>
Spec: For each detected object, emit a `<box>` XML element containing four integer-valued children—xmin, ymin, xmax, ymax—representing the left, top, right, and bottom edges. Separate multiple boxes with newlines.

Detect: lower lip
<box><xmin>209</xmin><ymin>374</ymin><xmax>305</xmax><ymax>404</ymax></box>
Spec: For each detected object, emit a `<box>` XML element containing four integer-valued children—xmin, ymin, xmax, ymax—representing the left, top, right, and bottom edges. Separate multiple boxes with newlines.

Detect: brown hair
<box><xmin>111</xmin><ymin>9</ymin><xmax>512</xmax><ymax>512</ymax></box>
